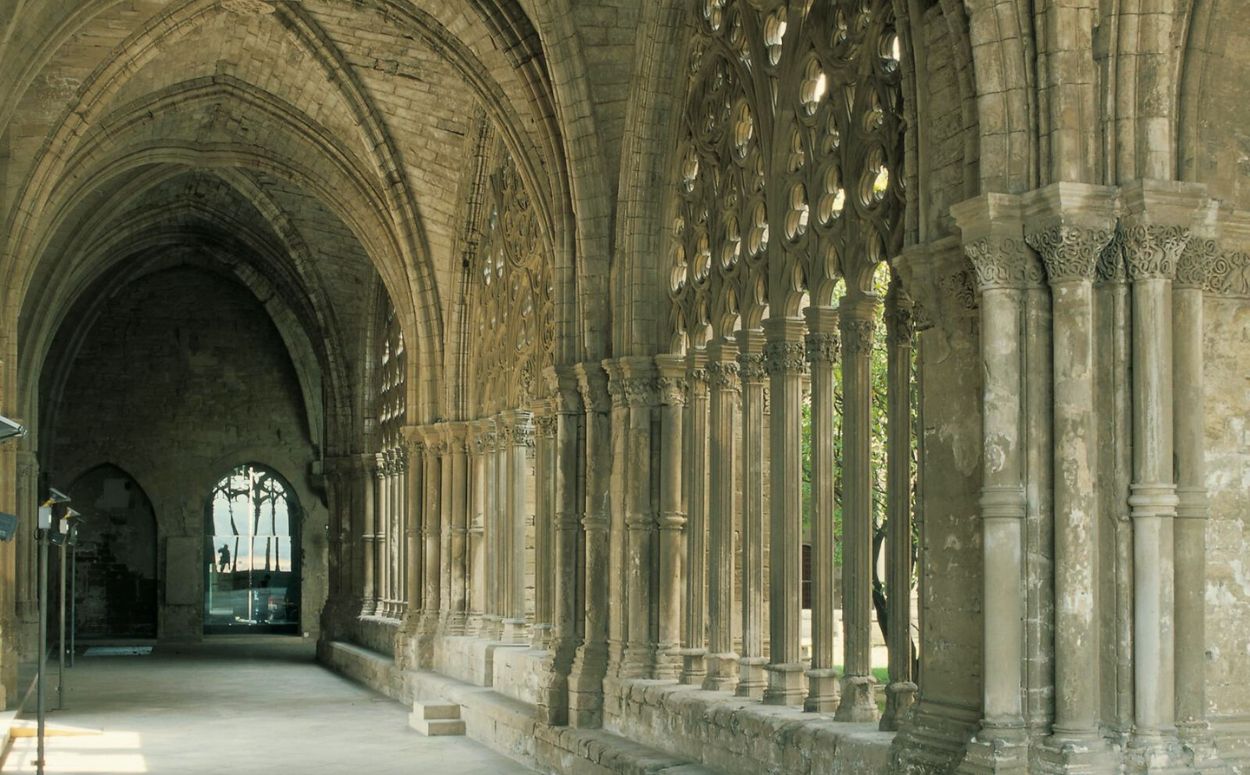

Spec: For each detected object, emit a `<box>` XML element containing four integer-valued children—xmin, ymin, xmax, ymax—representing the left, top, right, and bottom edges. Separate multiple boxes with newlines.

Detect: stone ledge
<box><xmin>606</xmin><ymin>678</ymin><xmax>894</xmax><ymax>774</ymax></box>
<box><xmin>318</xmin><ymin>640</ymin><xmax>404</xmax><ymax>702</ymax></box>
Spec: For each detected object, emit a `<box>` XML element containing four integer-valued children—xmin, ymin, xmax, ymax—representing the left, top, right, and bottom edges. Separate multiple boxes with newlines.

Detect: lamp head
<box><xmin>0</xmin><ymin>512</ymin><xmax>17</xmax><ymax>542</ymax></box>
<box><xmin>0</xmin><ymin>415</ymin><xmax>25</xmax><ymax>443</ymax></box>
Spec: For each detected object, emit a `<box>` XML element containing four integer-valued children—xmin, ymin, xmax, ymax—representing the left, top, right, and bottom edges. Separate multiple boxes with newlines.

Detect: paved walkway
<box><xmin>4</xmin><ymin>636</ymin><xmax>534</xmax><ymax>774</ymax></box>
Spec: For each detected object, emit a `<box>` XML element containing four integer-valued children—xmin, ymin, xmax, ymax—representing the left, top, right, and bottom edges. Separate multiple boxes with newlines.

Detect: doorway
<box><xmin>204</xmin><ymin>464</ymin><xmax>301</xmax><ymax>634</ymax></box>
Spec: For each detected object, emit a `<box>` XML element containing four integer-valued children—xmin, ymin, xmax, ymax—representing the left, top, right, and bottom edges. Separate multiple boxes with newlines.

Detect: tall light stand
<box><xmin>57</xmin><ymin>537</ymin><xmax>66</xmax><ymax>710</ymax></box>
<box><xmin>69</xmin><ymin>536</ymin><xmax>78</xmax><ymax>668</ymax></box>
<box><xmin>35</xmin><ymin>510</ymin><xmax>49</xmax><ymax>775</ymax></box>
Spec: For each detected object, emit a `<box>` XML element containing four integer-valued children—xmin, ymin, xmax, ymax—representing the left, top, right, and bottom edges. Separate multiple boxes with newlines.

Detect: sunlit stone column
<box><xmin>468</xmin><ymin>425</ymin><xmax>486</xmax><ymax>635</ymax></box>
<box><xmin>703</xmin><ymin>339</ymin><xmax>740</xmax><ymax>692</ymax></box>
<box><xmin>532</xmin><ymin>402</ymin><xmax>557</xmax><ymax>649</ymax></box>
<box><xmin>881</xmin><ymin>286</ymin><xmax>917</xmax><ymax>730</ymax></box>
<box><xmin>1025</xmin><ymin>191</ymin><xmax>1114</xmax><ymax>751</ymax></box>
<box><xmin>602</xmin><ymin>360</ymin><xmax>628</xmax><ymax>677</ymax></box>
<box><xmin>402</xmin><ymin>432</ymin><xmax>425</xmax><ymax>635</ymax></box>
<box><xmin>735</xmin><ymin>329</ymin><xmax>767</xmax><ymax>699</ymax></box>
<box><xmin>803</xmin><ymin>308</ymin><xmax>840</xmax><ymax>712</ymax></box>
<box><xmin>397</xmin><ymin>447</ymin><xmax>410</xmax><ymax>618</ymax></box>
<box><xmin>539</xmin><ymin>367</ymin><xmax>584</xmax><ymax>726</ymax></box>
<box><xmin>655</xmin><ymin>355</ymin><xmax>687</xmax><ymax>680</ymax></box>
<box><xmin>503</xmin><ymin>410</ymin><xmax>533</xmax><ymax>642</ymax></box>
<box><xmin>359</xmin><ymin>452</ymin><xmax>378</xmax><ymax>617</ymax></box>
<box><xmin>1174</xmin><ymin>231</ymin><xmax>1217</xmax><ymax>759</ymax></box>
<box><xmin>419</xmin><ymin>429</ymin><xmax>444</xmax><ymax>635</ymax></box>
<box><xmin>762</xmin><ymin>318</ymin><xmax>806</xmax><ymax>706</ymax></box>
<box><xmin>951</xmin><ymin>196</ymin><xmax>1031</xmax><ymax>771</ymax></box>
<box><xmin>568</xmin><ymin>363</ymin><xmax>611</xmax><ymax>727</ymax></box>
<box><xmin>679</xmin><ymin>349</ymin><xmax>710</xmax><ymax>685</ymax></box>
<box><xmin>481</xmin><ymin>422</ymin><xmax>501</xmax><ymax>639</ymax></box>
<box><xmin>1119</xmin><ymin>191</ymin><xmax>1188</xmax><ymax>756</ymax></box>
<box><xmin>446</xmin><ymin>423</ymin><xmax>469</xmax><ymax>633</ymax></box>
<box><xmin>836</xmin><ymin>297</ymin><xmax>879</xmax><ymax>722</ymax></box>
<box><xmin>619</xmin><ymin>357</ymin><xmax>658</xmax><ymax>678</ymax></box>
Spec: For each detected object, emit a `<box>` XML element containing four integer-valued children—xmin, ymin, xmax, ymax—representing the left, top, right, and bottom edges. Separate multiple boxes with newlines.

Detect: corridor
<box><xmin>3</xmin><ymin>637</ymin><xmax>533</xmax><ymax>774</ymax></box>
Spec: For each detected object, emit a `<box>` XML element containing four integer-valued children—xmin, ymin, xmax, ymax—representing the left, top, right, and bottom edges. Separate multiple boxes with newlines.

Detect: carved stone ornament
<box><xmin>686</xmin><ymin>365</ymin><xmax>709</xmax><ymax>388</ymax></box>
<box><xmin>221</xmin><ymin>0</ymin><xmax>275</xmax><ymax>15</ymax></box>
<box><xmin>1121</xmin><ymin>223</ymin><xmax>1189</xmax><ymax>281</ymax></box>
<box><xmin>1025</xmin><ymin>223</ymin><xmax>1110</xmax><ymax>284</ymax></box>
<box><xmin>763</xmin><ymin>340</ymin><xmax>808</xmax><ymax>375</ymax></box>
<box><xmin>535</xmin><ymin>414</ymin><xmax>558</xmax><ymax>438</ymax></box>
<box><xmin>706</xmin><ymin>359</ymin><xmax>740</xmax><ymax>392</ymax></box>
<box><xmin>805</xmin><ymin>331</ymin><xmax>841</xmax><ymax>364</ymax></box>
<box><xmin>622</xmin><ymin>376</ymin><xmax>660</xmax><ymax>407</ymax></box>
<box><xmin>886</xmin><ymin>303</ymin><xmax>915</xmax><ymax>346</ymax></box>
<box><xmin>1206</xmin><ymin>249</ymin><xmax>1250</xmax><ymax>297</ymax></box>
<box><xmin>1176</xmin><ymin>237</ymin><xmax>1218</xmax><ymax>290</ymax></box>
<box><xmin>963</xmin><ymin>236</ymin><xmax>1043</xmax><ymax>290</ymax></box>
<box><xmin>737</xmin><ymin>351</ymin><xmax>769</xmax><ymax>382</ymax></box>
<box><xmin>1096</xmin><ymin>227</ymin><xmax>1127</xmax><ymax>284</ymax></box>
<box><xmin>840</xmin><ymin>318</ymin><xmax>876</xmax><ymax>355</ymax></box>
<box><xmin>657</xmin><ymin>376</ymin><xmax>688</xmax><ymax>407</ymax></box>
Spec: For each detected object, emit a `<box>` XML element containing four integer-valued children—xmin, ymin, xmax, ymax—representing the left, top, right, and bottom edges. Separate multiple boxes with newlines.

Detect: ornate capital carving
<box><xmin>706</xmin><ymin>359</ymin><xmax>739</xmax><ymax>392</ymax></box>
<box><xmin>575</xmin><ymin>364</ymin><xmax>611</xmax><ymax>413</ymax></box>
<box><xmin>535</xmin><ymin>413</ymin><xmax>558</xmax><ymax>438</ymax></box>
<box><xmin>840</xmin><ymin>318</ymin><xmax>876</xmax><ymax>355</ymax></box>
<box><xmin>885</xmin><ymin>303</ymin><xmax>915</xmax><ymax>346</ymax></box>
<box><xmin>1096</xmin><ymin>228</ymin><xmax>1127</xmax><ymax>284</ymax></box>
<box><xmin>657</xmin><ymin>376</ymin><xmax>688</xmax><ymax>407</ymax></box>
<box><xmin>737</xmin><ymin>351</ymin><xmax>769</xmax><ymax>382</ymax></box>
<box><xmin>763</xmin><ymin>340</ymin><xmax>808</xmax><ymax>376</ymax></box>
<box><xmin>1121</xmin><ymin>223</ymin><xmax>1189</xmax><ymax>281</ymax></box>
<box><xmin>622</xmin><ymin>376</ymin><xmax>659</xmax><ymax>407</ymax></box>
<box><xmin>1176</xmin><ymin>237</ymin><xmax>1218</xmax><ymax>289</ymax></box>
<box><xmin>1025</xmin><ymin>223</ymin><xmax>1110</xmax><ymax>284</ymax></box>
<box><xmin>963</xmin><ymin>236</ymin><xmax>1044</xmax><ymax>290</ymax></box>
<box><xmin>805</xmin><ymin>331</ymin><xmax>840</xmax><ymax>364</ymax></box>
<box><xmin>1206</xmin><ymin>249</ymin><xmax>1250</xmax><ymax>297</ymax></box>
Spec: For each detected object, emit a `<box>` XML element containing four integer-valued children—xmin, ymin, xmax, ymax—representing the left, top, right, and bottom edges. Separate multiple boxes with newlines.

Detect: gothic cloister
<box><xmin>0</xmin><ymin>1</ymin><xmax>1247</xmax><ymax>773</ymax></box>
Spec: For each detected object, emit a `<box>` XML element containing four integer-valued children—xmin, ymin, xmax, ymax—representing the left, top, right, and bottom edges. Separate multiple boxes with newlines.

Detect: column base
<box><xmin>804</xmin><ymin>667</ymin><xmax>840</xmax><ymax>713</ymax></box>
<box><xmin>956</xmin><ymin>731</ymin><xmax>1030</xmax><ymax>775</ymax></box>
<box><xmin>762</xmin><ymin>661</ymin><xmax>806</xmax><ymax>706</ymax></box>
<box><xmin>835</xmin><ymin>673</ymin><xmax>879</xmax><ymax>722</ymax></box>
<box><xmin>1179</xmin><ymin>722</ymin><xmax>1229</xmax><ymax>773</ymax></box>
<box><xmin>735</xmin><ymin>656</ymin><xmax>768</xmax><ymax>699</ymax></box>
<box><xmin>702</xmin><ymin>651</ymin><xmax>740</xmax><ymax>693</ymax></box>
<box><xmin>881</xmin><ymin>680</ymin><xmax>919</xmax><ymax>731</ymax></box>
<box><xmin>654</xmin><ymin>640</ymin><xmax>681</xmax><ymax>680</ymax></box>
<box><xmin>481</xmin><ymin>615</ymin><xmax>503</xmax><ymax>641</ymax></box>
<box><xmin>1128</xmin><ymin>730</ymin><xmax>1196</xmax><ymax>774</ymax></box>
<box><xmin>620</xmin><ymin>643</ymin><xmax>657</xmax><ymax>679</ymax></box>
<box><xmin>1033</xmin><ymin>731</ymin><xmax>1115</xmax><ymax>774</ymax></box>
<box><xmin>677</xmin><ymin>648</ymin><xmax>707</xmax><ymax>685</ymax></box>
<box><xmin>502</xmin><ymin>617</ymin><xmax>528</xmax><ymax>644</ymax></box>
<box><xmin>567</xmin><ymin>643</ymin><xmax>609</xmax><ymax>728</ymax></box>
<box><xmin>536</xmin><ymin>635</ymin><xmax>578</xmax><ymax>726</ymax></box>
<box><xmin>530</xmin><ymin>622</ymin><xmax>554</xmax><ymax>650</ymax></box>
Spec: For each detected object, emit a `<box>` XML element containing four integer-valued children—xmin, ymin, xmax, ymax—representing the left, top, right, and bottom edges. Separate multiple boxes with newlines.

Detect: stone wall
<box><xmin>43</xmin><ymin>266</ymin><xmax>327</xmax><ymax>640</ymax></box>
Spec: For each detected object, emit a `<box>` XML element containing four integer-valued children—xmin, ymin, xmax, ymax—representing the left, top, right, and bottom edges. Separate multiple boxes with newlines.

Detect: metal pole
<box><xmin>36</xmin><ymin>527</ymin><xmax>48</xmax><ymax>774</ymax></box>
<box><xmin>70</xmin><ymin>543</ymin><xmax>77</xmax><ymax>668</ymax></box>
<box><xmin>58</xmin><ymin>540</ymin><xmax>66</xmax><ymax>709</ymax></box>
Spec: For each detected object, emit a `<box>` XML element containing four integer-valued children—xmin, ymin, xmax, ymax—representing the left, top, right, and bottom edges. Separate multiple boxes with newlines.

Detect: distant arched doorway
<box><xmin>204</xmin><ymin>464</ymin><xmax>301</xmax><ymax>634</ymax></box>
<box><xmin>67</xmin><ymin>464</ymin><xmax>159</xmax><ymax>638</ymax></box>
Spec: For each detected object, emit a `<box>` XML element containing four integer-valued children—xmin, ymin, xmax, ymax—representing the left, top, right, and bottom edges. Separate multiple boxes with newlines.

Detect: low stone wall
<box><xmin>604</xmin><ymin>679</ymin><xmax>894</xmax><ymax>774</ymax></box>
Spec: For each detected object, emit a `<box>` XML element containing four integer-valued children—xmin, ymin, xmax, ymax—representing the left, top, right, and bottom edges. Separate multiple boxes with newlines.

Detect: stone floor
<box><xmin>3</xmin><ymin>636</ymin><xmax>536</xmax><ymax>774</ymax></box>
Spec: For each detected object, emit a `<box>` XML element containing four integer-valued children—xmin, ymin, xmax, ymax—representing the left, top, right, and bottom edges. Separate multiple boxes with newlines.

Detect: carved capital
<box><xmin>840</xmin><ymin>318</ymin><xmax>876</xmax><ymax>355</ymax></box>
<box><xmin>963</xmin><ymin>236</ymin><xmax>1044</xmax><ymax>290</ymax></box>
<box><xmin>1025</xmin><ymin>223</ymin><xmax>1110</xmax><ymax>284</ymax></box>
<box><xmin>1206</xmin><ymin>249</ymin><xmax>1250</xmax><ymax>297</ymax></box>
<box><xmin>763</xmin><ymin>340</ymin><xmax>807</xmax><ymax>376</ymax></box>
<box><xmin>657</xmin><ymin>375</ymin><xmax>688</xmax><ymax>406</ymax></box>
<box><xmin>622</xmin><ymin>376</ymin><xmax>659</xmax><ymax>407</ymax></box>
<box><xmin>1096</xmin><ymin>228</ymin><xmax>1127</xmax><ymax>283</ymax></box>
<box><xmin>1122</xmin><ymin>223</ymin><xmax>1189</xmax><ymax>281</ymax></box>
<box><xmin>535</xmin><ymin>413</ymin><xmax>558</xmax><ymax>438</ymax></box>
<box><xmin>706</xmin><ymin>359</ymin><xmax>739</xmax><ymax>392</ymax></box>
<box><xmin>885</xmin><ymin>302</ymin><xmax>915</xmax><ymax>346</ymax></box>
<box><xmin>737</xmin><ymin>351</ymin><xmax>769</xmax><ymax>382</ymax></box>
<box><xmin>575</xmin><ymin>363</ymin><xmax>611</xmax><ymax>413</ymax></box>
<box><xmin>1176</xmin><ymin>237</ymin><xmax>1218</xmax><ymax>290</ymax></box>
<box><xmin>805</xmin><ymin>331</ymin><xmax>840</xmax><ymax>364</ymax></box>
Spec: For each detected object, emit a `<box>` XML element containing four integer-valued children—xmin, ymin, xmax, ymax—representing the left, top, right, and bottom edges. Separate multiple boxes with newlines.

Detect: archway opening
<box><xmin>204</xmin><ymin>464</ymin><xmax>301</xmax><ymax>635</ymax></box>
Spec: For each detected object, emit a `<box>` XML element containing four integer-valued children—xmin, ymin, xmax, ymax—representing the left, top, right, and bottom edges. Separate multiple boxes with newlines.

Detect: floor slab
<box><xmin>3</xmin><ymin>636</ymin><xmax>535</xmax><ymax>775</ymax></box>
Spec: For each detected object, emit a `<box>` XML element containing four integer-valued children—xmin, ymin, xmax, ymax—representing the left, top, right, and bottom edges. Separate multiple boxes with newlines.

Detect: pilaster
<box><xmin>735</xmin><ymin>329</ymin><xmax>767</xmax><ymax>700</ymax></box>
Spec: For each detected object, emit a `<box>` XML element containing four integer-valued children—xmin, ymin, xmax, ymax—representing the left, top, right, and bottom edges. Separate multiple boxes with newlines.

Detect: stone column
<box><xmin>679</xmin><ymin>349</ymin><xmax>710</xmax><ymax>685</ymax></box>
<box><xmin>763</xmin><ymin>318</ymin><xmax>807</xmax><ymax>706</ymax></box>
<box><xmin>1174</xmin><ymin>233</ymin><xmax>1215</xmax><ymax>757</ymax></box>
<box><xmin>836</xmin><ymin>297</ymin><xmax>879</xmax><ymax>722</ymax></box>
<box><xmin>532</xmin><ymin>403</ymin><xmax>557</xmax><ymax>649</ymax></box>
<box><xmin>655</xmin><ymin>355</ymin><xmax>687</xmax><ymax>680</ymax></box>
<box><xmin>804</xmin><ymin>308</ymin><xmax>840</xmax><ymax>712</ymax></box>
<box><xmin>503</xmin><ymin>410</ymin><xmax>533</xmax><ymax>642</ymax></box>
<box><xmin>950</xmin><ymin>197</ymin><xmax>1032</xmax><ymax>770</ymax></box>
<box><xmin>402</xmin><ymin>432</ymin><xmax>425</xmax><ymax>634</ymax></box>
<box><xmin>620</xmin><ymin>357</ymin><xmax>658</xmax><ymax>678</ymax></box>
<box><xmin>735</xmin><ymin>329</ymin><xmax>767</xmax><ymax>699</ymax></box>
<box><xmin>359</xmin><ymin>452</ymin><xmax>378</xmax><ymax>617</ymax></box>
<box><xmin>439</xmin><ymin>430</ymin><xmax>455</xmax><ymax>628</ymax></box>
<box><xmin>881</xmin><ymin>286</ymin><xmax>917</xmax><ymax>730</ymax></box>
<box><xmin>481</xmin><ymin>422</ymin><xmax>500</xmax><ymax>638</ymax></box>
<box><xmin>568</xmin><ymin>363</ymin><xmax>611</xmax><ymax>727</ymax></box>
<box><xmin>468</xmin><ymin>425</ymin><xmax>486</xmax><ymax>634</ymax></box>
<box><xmin>1121</xmin><ymin>215</ymin><xmax>1184</xmax><ymax>753</ymax></box>
<box><xmin>538</xmin><ymin>367</ymin><xmax>584</xmax><ymax>726</ymax></box>
<box><xmin>448</xmin><ymin>423</ymin><xmax>469</xmax><ymax>633</ymax></box>
<box><xmin>1025</xmin><ymin>199</ymin><xmax>1113</xmax><ymax>750</ymax></box>
<box><xmin>397</xmin><ymin>447</ymin><xmax>410</xmax><ymax>618</ymax></box>
<box><xmin>420</xmin><ymin>430</ymin><xmax>444</xmax><ymax>636</ymax></box>
<box><xmin>702</xmin><ymin>339</ymin><xmax>740</xmax><ymax>692</ymax></box>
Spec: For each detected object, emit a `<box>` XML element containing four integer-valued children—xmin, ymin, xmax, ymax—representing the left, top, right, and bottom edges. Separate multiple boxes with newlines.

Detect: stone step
<box><xmin>409</xmin><ymin>701</ymin><xmax>465</xmax><ymax>736</ymax></box>
<box><xmin>408</xmin><ymin>716</ymin><xmax>467</xmax><ymax>736</ymax></box>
